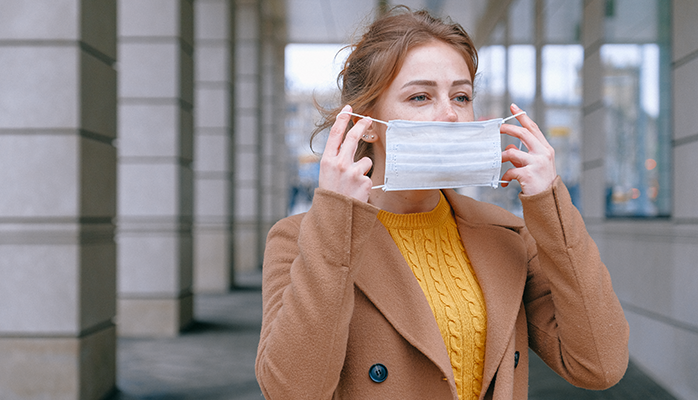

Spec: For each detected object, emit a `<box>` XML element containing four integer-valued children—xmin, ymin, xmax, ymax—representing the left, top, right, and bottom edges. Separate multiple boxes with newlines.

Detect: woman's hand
<box><xmin>318</xmin><ymin>105</ymin><xmax>374</xmax><ymax>202</ymax></box>
<box><xmin>500</xmin><ymin>103</ymin><xmax>557</xmax><ymax>196</ymax></box>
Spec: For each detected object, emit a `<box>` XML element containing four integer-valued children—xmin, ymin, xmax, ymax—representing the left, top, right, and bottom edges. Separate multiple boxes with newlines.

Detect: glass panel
<box><xmin>473</xmin><ymin>0</ymin><xmax>584</xmax><ymax>215</ymax></box>
<box><xmin>602</xmin><ymin>43</ymin><xmax>670</xmax><ymax>217</ymax></box>
<box><xmin>603</xmin><ymin>0</ymin><xmax>671</xmax><ymax>218</ymax></box>
<box><xmin>543</xmin><ymin>45</ymin><xmax>584</xmax><ymax>204</ymax></box>
<box><xmin>474</xmin><ymin>45</ymin><xmax>507</xmax><ymax>119</ymax></box>
<box><xmin>508</xmin><ymin>45</ymin><xmax>536</xmax><ymax>109</ymax></box>
<box><xmin>284</xmin><ymin>44</ymin><xmax>347</xmax><ymax>215</ymax></box>
<box><xmin>473</xmin><ymin>43</ymin><xmax>523</xmax><ymax>215</ymax></box>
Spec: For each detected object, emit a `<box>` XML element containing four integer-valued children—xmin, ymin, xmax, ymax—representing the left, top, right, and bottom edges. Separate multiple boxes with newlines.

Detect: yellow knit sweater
<box><xmin>377</xmin><ymin>193</ymin><xmax>487</xmax><ymax>400</ymax></box>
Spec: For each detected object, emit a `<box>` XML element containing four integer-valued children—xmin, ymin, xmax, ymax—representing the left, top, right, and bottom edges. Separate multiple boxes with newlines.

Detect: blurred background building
<box><xmin>0</xmin><ymin>0</ymin><xmax>696</xmax><ymax>399</ymax></box>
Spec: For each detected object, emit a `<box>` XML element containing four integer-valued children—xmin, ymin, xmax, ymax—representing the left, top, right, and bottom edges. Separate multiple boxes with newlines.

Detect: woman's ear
<box><xmin>361</xmin><ymin>123</ymin><xmax>378</xmax><ymax>142</ymax></box>
<box><xmin>363</xmin><ymin>111</ymin><xmax>379</xmax><ymax>142</ymax></box>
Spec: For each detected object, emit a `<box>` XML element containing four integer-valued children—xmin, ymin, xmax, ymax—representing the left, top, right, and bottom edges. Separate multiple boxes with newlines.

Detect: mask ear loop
<box><xmin>498</xmin><ymin>111</ymin><xmax>527</xmax><ymax>185</ymax></box>
<box><xmin>502</xmin><ymin>111</ymin><xmax>527</xmax><ymax>151</ymax></box>
<box><xmin>337</xmin><ymin>110</ymin><xmax>389</xmax><ymax>126</ymax></box>
<box><xmin>502</xmin><ymin>111</ymin><xmax>526</xmax><ymax>122</ymax></box>
<box><xmin>337</xmin><ymin>111</ymin><xmax>390</xmax><ymax>190</ymax></box>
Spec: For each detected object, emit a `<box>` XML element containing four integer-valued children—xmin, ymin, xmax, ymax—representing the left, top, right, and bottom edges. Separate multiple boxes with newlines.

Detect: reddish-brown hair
<box><xmin>311</xmin><ymin>6</ymin><xmax>479</xmax><ymax>173</ymax></box>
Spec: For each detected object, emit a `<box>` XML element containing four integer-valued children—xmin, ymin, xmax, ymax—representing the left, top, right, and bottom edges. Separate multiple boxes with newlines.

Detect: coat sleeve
<box><xmin>520</xmin><ymin>176</ymin><xmax>629</xmax><ymax>390</ymax></box>
<box><xmin>255</xmin><ymin>188</ymin><xmax>380</xmax><ymax>399</ymax></box>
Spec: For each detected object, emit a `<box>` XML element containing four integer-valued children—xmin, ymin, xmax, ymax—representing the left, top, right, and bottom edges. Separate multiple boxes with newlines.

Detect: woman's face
<box><xmin>372</xmin><ymin>40</ymin><xmax>475</xmax><ymax>125</ymax></box>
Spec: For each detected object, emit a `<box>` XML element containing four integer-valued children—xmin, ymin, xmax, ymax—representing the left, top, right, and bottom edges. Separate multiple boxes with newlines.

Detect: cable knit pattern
<box><xmin>377</xmin><ymin>192</ymin><xmax>487</xmax><ymax>400</ymax></box>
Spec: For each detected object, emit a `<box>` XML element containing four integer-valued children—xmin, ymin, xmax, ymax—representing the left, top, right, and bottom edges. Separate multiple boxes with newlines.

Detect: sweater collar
<box><xmin>376</xmin><ymin>191</ymin><xmax>451</xmax><ymax>230</ymax></box>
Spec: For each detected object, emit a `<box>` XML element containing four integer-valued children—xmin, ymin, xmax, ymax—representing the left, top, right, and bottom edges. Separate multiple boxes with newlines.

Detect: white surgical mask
<box><xmin>339</xmin><ymin>111</ymin><xmax>525</xmax><ymax>191</ymax></box>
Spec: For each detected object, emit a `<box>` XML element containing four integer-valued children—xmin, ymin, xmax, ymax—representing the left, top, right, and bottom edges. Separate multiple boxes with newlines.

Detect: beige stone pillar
<box><xmin>580</xmin><ymin>0</ymin><xmax>606</xmax><ymax>221</ymax></box>
<box><xmin>193</xmin><ymin>0</ymin><xmax>236</xmax><ymax>292</ymax></box>
<box><xmin>259</xmin><ymin>0</ymin><xmax>289</xmax><ymax>260</ymax></box>
<box><xmin>117</xmin><ymin>0</ymin><xmax>195</xmax><ymax>336</ymax></box>
<box><xmin>233</xmin><ymin>0</ymin><xmax>288</xmax><ymax>273</ymax></box>
<box><xmin>672</xmin><ymin>1</ymin><xmax>698</xmax><ymax>222</ymax></box>
<box><xmin>0</xmin><ymin>1</ymin><xmax>117</xmax><ymax>399</ymax></box>
<box><xmin>533</xmin><ymin>0</ymin><xmax>545</xmax><ymax>129</ymax></box>
<box><xmin>234</xmin><ymin>0</ymin><xmax>263</xmax><ymax>272</ymax></box>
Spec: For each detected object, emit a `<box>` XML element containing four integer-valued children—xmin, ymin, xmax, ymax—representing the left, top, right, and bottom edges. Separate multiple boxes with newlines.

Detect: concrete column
<box><xmin>233</xmin><ymin>0</ymin><xmax>288</xmax><ymax>273</ymax></box>
<box><xmin>259</xmin><ymin>0</ymin><xmax>288</xmax><ymax>260</ymax></box>
<box><xmin>533</xmin><ymin>0</ymin><xmax>545</xmax><ymax>129</ymax></box>
<box><xmin>579</xmin><ymin>0</ymin><xmax>606</xmax><ymax>220</ymax></box>
<box><xmin>117</xmin><ymin>0</ymin><xmax>195</xmax><ymax>336</ymax></box>
<box><xmin>234</xmin><ymin>0</ymin><xmax>263</xmax><ymax>272</ymax></box>
<box><xmin>503</xmin><ymin>13</ymin><xmax>511</xmax><ymax>117</ymax></box>
<box><xmin>0</xmin><ymin>1</ymin><xmax>117</xmax><ymax>399</ymax></box>
<box><xmin>193</xmin><ymin>0</ymin><xmax>236</xmax><ymax>292</ymax></box>
<box><xmin>672</xmin><ymin>0</ymin><xmax>698</xmax><ymax>223</ymax></box>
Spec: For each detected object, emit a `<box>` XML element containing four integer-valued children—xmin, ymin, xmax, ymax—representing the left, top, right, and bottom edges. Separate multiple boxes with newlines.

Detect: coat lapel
<box><xmin>443</xmin><ymin>190</ymin><xmax>528</xmax><ymax>394</ymax></box>
<box><xmin>353</xmin><ymin>223</ymin><xmax>455</xmax><ymax>382</ymax></box>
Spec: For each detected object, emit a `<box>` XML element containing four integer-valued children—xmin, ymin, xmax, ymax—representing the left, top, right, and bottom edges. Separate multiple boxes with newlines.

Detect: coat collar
<box><xmin>354</xmin><ymin>190</ymin><xmax>528</xmax><ymax>396</ymax></box>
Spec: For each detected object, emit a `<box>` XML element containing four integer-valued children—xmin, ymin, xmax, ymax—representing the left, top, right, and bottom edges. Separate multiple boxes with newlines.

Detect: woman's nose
<box><xmin>436</xmin><ymin>102</ymin><xmax>458</xmax><ymax>122</ymax></box>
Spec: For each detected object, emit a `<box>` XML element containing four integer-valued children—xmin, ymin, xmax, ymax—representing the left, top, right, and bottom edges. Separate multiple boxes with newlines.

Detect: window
<box><xmin>603</xmin><ymin>0</ymin><xmax>671</xmax><ymax>217</ymax></box>
<box><xmin>473</xmin><ymin>0</ymin><xmax>583</xmax><ymax>215</ymax></box>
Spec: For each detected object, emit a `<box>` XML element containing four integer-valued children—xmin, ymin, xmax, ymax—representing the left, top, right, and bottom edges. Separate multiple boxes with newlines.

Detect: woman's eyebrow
<box><xmin>452</xmin><ymin>79</ymin><xmax>473</xmax><ymax>87</ymax></box>
<box><xmin>401</xmin><ymin>79</ymin><xmax>473</xmax><ymax>89</ymax></box>
<box><xmin>401</xmin><ymin>79</ymin><xmax>437</xmax><ymax>88</ymax></box>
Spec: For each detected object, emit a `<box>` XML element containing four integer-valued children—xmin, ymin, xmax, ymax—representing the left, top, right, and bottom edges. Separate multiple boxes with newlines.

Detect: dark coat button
<box><xmin>369</xmin><ymin>363</ymin><xmax>388</xmax><ymax>383</ymax></box>
<box><xmin>514</xmin><ymin>351</ymin><xmax>520</xmax><ymax>369</ymax></box>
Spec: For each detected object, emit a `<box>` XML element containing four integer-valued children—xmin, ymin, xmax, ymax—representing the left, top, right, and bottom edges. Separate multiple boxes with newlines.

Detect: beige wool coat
<box><xmin>255</xmin><ymin>177</ymin><xmax>629</xmax><ymax>399</ymax></box>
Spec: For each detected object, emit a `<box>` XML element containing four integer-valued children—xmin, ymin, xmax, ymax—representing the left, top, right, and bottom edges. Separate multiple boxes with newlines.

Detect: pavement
<box><xmin>110</xmin><ymin>270</ymin><xmax>678</xmax><ymax>400</ymax></box>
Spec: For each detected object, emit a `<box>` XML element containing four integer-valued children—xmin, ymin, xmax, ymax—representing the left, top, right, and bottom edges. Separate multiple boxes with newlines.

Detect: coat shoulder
<box><xmin>267</xmin><ymin>212</ymin><xmax>305</xmax><ymax>237</ymax></box>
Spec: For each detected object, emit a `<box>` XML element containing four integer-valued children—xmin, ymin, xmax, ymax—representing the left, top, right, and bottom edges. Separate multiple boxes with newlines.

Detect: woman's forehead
<box><xmin>391</xmin><ymin>42</ymin><xmax>472</xmax><ymax>86</ymax></box>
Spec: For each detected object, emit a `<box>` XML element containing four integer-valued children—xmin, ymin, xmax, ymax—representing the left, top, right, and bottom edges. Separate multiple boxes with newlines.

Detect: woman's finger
<box><xmin>500</xmin><ymin>167</ymin><xmax>521</xmax><ymax>187</ymax></box>
<box><xmin>500</xmin><ymin>105</ymin><xmax>549</xmax><ymax>153</ymax></box>
<box><xmin>510</xmin><ymin>103</ymin><xmax>547</xmax><ymax>143</ymax></box>
<box><xmin>338</xmin><ymin>117</ymin><xmax>372</xmax><ymax>160</ymax></box>
<box><xmin>355</xmin><ymin>156</ymin><xmax>373</xmax><ymax>176</ymax></box>
<box><xmin>325</xmin><ymin>105</ymin><xmax>353</xmax><ymax>157</ymax></box>
<box><xmin>500</xmin><ymin>124</ymin><xmax>545</xmax><ymax>155</ymax></box>
<box><xmin>501</xmin><ymin>146</ymin><xmax>529</xmax><ymax>168</ymax></box>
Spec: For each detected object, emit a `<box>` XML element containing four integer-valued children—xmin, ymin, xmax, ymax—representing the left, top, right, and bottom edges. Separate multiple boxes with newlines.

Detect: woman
<box><xmin>256</xmin><ymin>7</ymin><xmax>628</xmax><ymax>400</ymax></box>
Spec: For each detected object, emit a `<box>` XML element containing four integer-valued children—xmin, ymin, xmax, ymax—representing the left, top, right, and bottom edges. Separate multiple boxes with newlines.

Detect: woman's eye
<box><xmin>454</xmin><ymin>95</ymin><xmax>471</xmax><ymax>103</ymax></box>
<box><xmin>410</xmin><ymin>94</ymin><xmax>427</xmax><ymax>102</ymax></box>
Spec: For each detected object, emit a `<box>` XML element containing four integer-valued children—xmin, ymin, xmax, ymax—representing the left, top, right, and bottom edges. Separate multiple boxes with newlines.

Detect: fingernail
<box><xmin>511</xmin><ymin>103</ymin><xmax>520</xmax><ymax>111</ymax></box>
<box><xmin>342</xmin><ymin>104</ymin><xmax>351</xmax><ymax>112</ymax></box>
